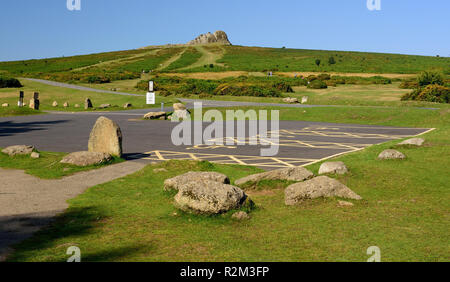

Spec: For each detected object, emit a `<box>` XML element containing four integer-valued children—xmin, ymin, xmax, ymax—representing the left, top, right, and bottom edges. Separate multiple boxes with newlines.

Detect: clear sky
<box><xmin>1</xmin><ymin>0</ymin><xmax>449</xmax><ymax>61</ymax></box>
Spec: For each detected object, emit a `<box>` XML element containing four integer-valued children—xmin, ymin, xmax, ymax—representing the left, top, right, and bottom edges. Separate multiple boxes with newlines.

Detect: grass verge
<box><xmin>0</xmin><ymin>150</ymin><xmax>123</xmax><ymax>179</ymax></box>
<box><xmin>4</xmin><ymin>104</ymin><xmax>449</xmax><ymax>262</ymax></box>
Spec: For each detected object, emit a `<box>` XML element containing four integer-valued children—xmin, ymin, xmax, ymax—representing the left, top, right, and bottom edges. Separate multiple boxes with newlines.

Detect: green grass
<box><xmin>0</xmin><ymin>49</ymin><xmax>147</xmax><ymax>75</ymax></box>
<box><xmin>0</xmin><ymin>80</ymin><xmax>179</xmax><ymax>114</ymax></box>
<box><xmin>114</xmin><ymin>48</ymin><xmax>182</xmax><ymax>73</ymax></box>
<box><xmin>217</xmin><ymin>46</ymin><xmax>450</xmax><ymax>74</ymax></box>
<box><xmin>190</xmin><ymin>106</ymin><xmax>449</xmax><ymax>128</ymax></box>
<box><xmin>163</xmin><ymin>47</ymin><xmax>202</xmax><ymax>71</ymax></box>
<box><xmin>0</xmin><ymin>150</ymin><xmax>123</xmax><ymax>179</ymax></box>
<box><xmin>6</xmin><ymin>105</ymin><xmax>449</xmax><ymax>262</ymax></box>
<box><xmin>0</xmin><ymin>106</ymin><xmax>42</xmax><ymax>117</ymax></box>
<box><xmin>2</xmin><ymin>46</ymin><xmax>448</xmax><ymax>81</ymax></box>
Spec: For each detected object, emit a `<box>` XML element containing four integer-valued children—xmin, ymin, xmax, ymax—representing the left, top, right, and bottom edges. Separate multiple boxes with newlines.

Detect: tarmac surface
<box><xmin>0</xmin><ymin>110</ymin><xmax>431</xmax><ymax>170</ymax></box>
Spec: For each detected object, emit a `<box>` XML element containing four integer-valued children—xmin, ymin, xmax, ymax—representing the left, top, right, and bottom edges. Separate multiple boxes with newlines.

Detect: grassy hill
<box><xmin>1</xmin><ymin>45</ymin><xmax>448</xmax><ymax>84</ymax></box>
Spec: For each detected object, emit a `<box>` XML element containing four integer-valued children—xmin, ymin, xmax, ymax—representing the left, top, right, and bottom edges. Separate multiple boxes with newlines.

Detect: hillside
<box><xmin>0</xmin><ymin>45</ymin><xmax>449</xmax><ymax>84</ymax></box>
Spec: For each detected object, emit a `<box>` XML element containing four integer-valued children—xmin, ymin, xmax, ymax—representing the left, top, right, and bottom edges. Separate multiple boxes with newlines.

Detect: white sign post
<box><xmin>146</xmin><ymin>92</ymin><xmax>155</xmax><ymax>105</ymax></box>
<box><xmin>146</xmin><ymin>81</ymin><xmax>155</xmax><ymax>105</ymax></box>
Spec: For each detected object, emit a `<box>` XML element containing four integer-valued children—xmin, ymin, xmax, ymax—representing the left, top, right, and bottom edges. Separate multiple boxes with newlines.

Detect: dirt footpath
<box><xmin>0</xmin><ymin>161</ymin><xmax>146</xmax><ymax>261</ymax></box>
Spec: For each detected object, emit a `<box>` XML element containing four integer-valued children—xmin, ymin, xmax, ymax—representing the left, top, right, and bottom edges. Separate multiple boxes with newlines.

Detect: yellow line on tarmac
<box><xmin>270</xmin><ymin>158</ymin><xmax>295</xmax><ymax>167</ymax></box>
<box><xmin>154</xmin><ymin>151</ymin><xmax>165</xmax><ymax>161</ymax></box>
<box><xmin>228</xmin><ymin>155</ymin><xmax>249</xmax><ymax>165</ymax></box>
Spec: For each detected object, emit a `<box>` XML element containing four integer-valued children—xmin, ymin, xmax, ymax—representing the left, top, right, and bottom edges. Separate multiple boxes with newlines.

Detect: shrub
<box><xmin>315</xmin><ymin>59</ymin><xmax>321</xmax><ymax>67</ymax></box>
<box><xmin>179</xmin><ymin>79</ymin><xmax>218</xmax><ymax>95</ymax></box>
<box><xmin>317</xmin><ymin>73</ymin><xmax>331</xmax><ymax>81</ymax></box>
<box><xmin>306</xmin><ymin>75</ymin><xmax>318</xmax><ymax>82</ymax></box>
<box><xmin>401</xmin><ymin>84</ymin><xmax>450</xmax><ymax>103</ymax></box>
<box><xmin>0</xmin><ymin>76</ymin><xmax>22</xmax><ymax>88</ymax></box>
<box><xmin>330</xmin><ymin>77</ymin><xmax>346</xmax><ymax>85</ymax></box>
<box><xmin>214</xmin><ymin>83</ymin><xmax>281</xmax><ymax>97</ymax></box>
<box><xmin>326</xmin><ymin>81</ymin><xmax>337</xmax><ymax>87</ymax></box>
<box><xmin>85</xmin><ymin>75</ymin><xmax>110</xmax><ymax>84</ymax></box>
<box><xmin>371</xmin><ymin>76</ymin><xmax>392</xmax><ymax>84</ymax></box>
<box><xmin>328</xmin><ymin>56</ymin><xmax>336</xmax><ymax>65</ymax></box>
<box><xmin>307</xmin><ymin>80</ymin><xmax>328</xmax><ymax>89</ymax></box>
<box><xmin>417</xmin><ymin>71</ymin><xmax>444</xmax><ymax>86</ymax></box>
<box><xmin>272</xmin><ymin>82</ymin><xmax>293</xmax><ymax>93</ymax></box>
<box><xmin>399</xmin><ymin>80</ymin><xmax>419</xmax><ymax>89</ymax></box>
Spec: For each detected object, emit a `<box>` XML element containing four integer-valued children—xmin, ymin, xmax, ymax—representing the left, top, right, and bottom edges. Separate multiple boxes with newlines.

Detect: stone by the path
<box><xmin>2</xmin><ymin>145</ymin><xmax>35</xmax><ymax>156</ymax></box>
<box><xmin>143</xmin><ymin>111</ymin><xmax>166</xmax><ymax>120</ymax></box>
<box><xmin>318</xmin><ymin>161</ymin><xmax>348</xmax><ymax>175</ymax></box>
<box><xmin>235</xmin><ymin>167</ymin><xmax>313</xmax><ymax>186</ymax></box>
<box><xmin>398</xmin><ymin>138</ymin><xmax>425</xmax><ymax>146</ymax></box>
<box><xmin>164</xmin><ymin>171</ymin><xmax>230</xmax><ymax>191</ymax></box>
<box><xmin>99</xmin><ymin>104</ymin><xmax>111</xmax><ymax>109</ymax></box>
<box><xmin>173</xmin><ymin>103</ymin><xmax>187</xmax><ymax>111</ymax></box>
<box><xmin>63</xmin><ymin>102</ymin><xmax>69</xmax><ymax>108</ymax></box>
<box><xmin>301</xmin><ymin>96</ymin><xmax>309</xmax><ymax>104</ymax></box>
<box><xmin>30</xmin><ymin>152</ymin><xmax>40</xmax><ymax>159</ymax></box>
<box><xmin>88</xmin><ymin>116</ymin><xmax>123</xmax><ymax>157</ymax></box>
<box><xmin>232</xmin><ymin>211</ymin><xmax>250</xmax><ymax>220</ymax></box>
<box><xmin>378</xmin><ymin>149</ymin><xmax>406</xmax><ymax>160</ymax></box>
<box><xmin>282</xmin><ymin>97</ymin><xmax>299</xmax><ymax>104</ymax></box>
<box><xmin>74</xmin><ymin>104</ymin><xmax>80</xmax><ymax>108</ymax></box>
<box><xmin>153</xmin><ymin>168</ymin><xmax>168</xmax><ymax>173</ymax></box>
<box><xmin>60</xmin><ymin>151</ymin><xmax>112</xmax><ymax>167</ymax></box>
<box><xmin>52</xmin><ymin>101</ymin><xmax>58</xmax><ymax>107</ymax></box>
<box><xmin>338</xmin><ymin>200</ymin><xmax>354</xmax><ymax>207</ymax></box>
<box><xmin>123</xmin><ymin>103</ymin><xmax>132</xmax><ymax>109</ymax></box>
<box><xmin>29</xmin><ymin>99</ymin><xmax>37</xmax><ymax>110</ymax></box>
<box><xmin>2</xmin><ymin>103</ymin><xmax>9</xmax><ymax>107</ymax></box>
<box><xmin>285</xmin><ymin>176</ymin><xmax>362</xmax><ymax>206</ymax></box>
<box><xmin>84</xmin><ymin>98</ymin><xmax>93</xmax><ymax>110</ymax></box>
<box><xmin>174</xmin><ymin>180</ymin><xmax>247</xmax><ymax>214</ymax></box>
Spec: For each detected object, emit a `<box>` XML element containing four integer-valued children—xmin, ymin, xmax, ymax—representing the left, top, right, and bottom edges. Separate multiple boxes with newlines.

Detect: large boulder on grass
<box><xmin>318</xmin><ymin>161</ymin><xmax>348</xmax><ymax>175</ymax></box>
<box><xmin>174</xmin><ymin>180</ymin><xmax>247</xmax><ymax>214</ymax></box>
<box><xmin>398</xmin><ymin>138</ymin><xmax>424</xmax><ymax>146</ymax></box>
<box><xmin>378</xmin><ymin>149</ymin><xmax>405</xmax><ymax>160</ymax></box>
<box><xmin>282</xmin><ymin>97</ymin><xmax>299</xmax><ymax>104</ymax></box>
<box><xmin>285</xmin><ymin>176</ymin><xmax>362</xmax><ymax>206</ymax></box>
<box><xmin>2</xmin><ymin>145</ymin><xmax>35</xmax><ymax>156</ymax></box>
<box><xmin>164</xmin><ymin>171</ymin><xmax>230</xmax><ymax>191</ymax></box>
<box><xmin>88</xmin><ymin>116</ymin><xmax>123</xmax><ymax>157</ymax></box>
<box><xmin>235</xmin><ymin>167</ymin><xmax>313</xmax><ymax>186</ymax></box>
<box><xmin>143</xmin><ymin>111</ymin><xmax>166</xmax><ymax>120</ymax></box>
<box><xmin>60</xmin><ymin>151</ymin><xmax>112</xmax><ymax>167</ymax></box>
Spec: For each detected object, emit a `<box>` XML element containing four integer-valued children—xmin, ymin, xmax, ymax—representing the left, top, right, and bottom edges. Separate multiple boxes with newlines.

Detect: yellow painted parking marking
<box><xmin>270</xmin><ymin>158</ymin><xmax>295</xmax><ymax>167</ymax></box>
<box><xmin>154</xmin><ymin>151</ymin><xmax>165</xmax><ymax>161</ymax></box>
<box><xmin>228</xmin><ymin>155</ymin><xmax>248</xmax><ymax>165</ymax></box>
<box><xmin>143</xmin><ymin>150</ymin><xmax>317</xmax><ymax>169</ymax></box>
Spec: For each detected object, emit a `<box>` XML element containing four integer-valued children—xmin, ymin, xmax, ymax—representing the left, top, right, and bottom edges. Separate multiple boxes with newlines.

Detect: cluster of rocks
<box><xmin>162</xmin><ymin>161</ymin><xmax>359</xmax><ymax>217</ymax></box>
<box><xmin>143</xmin><ymin>103</ymin><xmax>190</xmax><ymax>121</ymax></box>
<box><xmin>187</xmin><ymin>30</ymin><xmax>231</xmax><ymax>45</ymax></box>
<box><xmin>1</xmin><ymin>116</ymin><xmax>124</xmax><ymax>167</ymax></box>
<box><xmin>1</xmin><ymin>145</ymin><xmax>40</xmax><ymax>159</ymax></box>
<box><xmin>60</xmin><ymin>116</ymin><xmax>123</xmax><ymax>167</ymax></box>
<box><xmin>377</xmin><ymin>137</ymin><xmax>425</xmax><ymax>160</ymax></box>
<box><xmin>50</xmin><ymin>99</ymin><xmax>132</xmax><ymax>110</ymax></box>
<box><xmin>164</xmin><ymin>171</ymin><xmax>252</xmax><ymax>218</ymax></box>
<box><xmin>233</xmin><ymin>162</ymin><xmax>360</xmax><ymax>206</ymax></box>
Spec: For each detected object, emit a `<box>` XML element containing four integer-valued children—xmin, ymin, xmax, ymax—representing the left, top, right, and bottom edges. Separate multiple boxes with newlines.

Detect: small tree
<box><xmin>315</xmin><ymin>59</ymin><xmax>321</xmax><ymax>67</ymax></box>
<box><xmin>328</xmin><ymin>56</ymin><xmax>336</xmax><ymax>65</ymax></box>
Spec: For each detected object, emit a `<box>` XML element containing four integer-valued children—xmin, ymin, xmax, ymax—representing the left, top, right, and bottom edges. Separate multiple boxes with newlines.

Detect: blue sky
<box><xmin>1</xmin><ymin>0</ymin><xmax>449</xmax><ymax>61</ymax></box>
